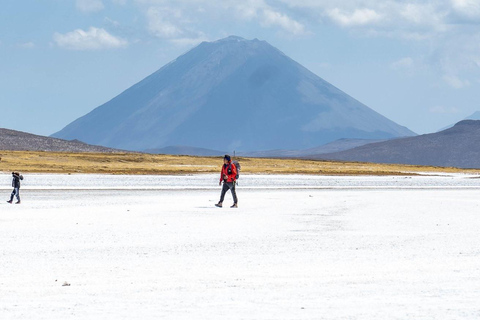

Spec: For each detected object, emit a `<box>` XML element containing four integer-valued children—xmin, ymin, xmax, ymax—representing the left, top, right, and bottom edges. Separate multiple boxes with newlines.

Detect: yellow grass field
<box><xmin>0</xmin><ymin>150</ymin><xmax>478</xmax><ymax>176</ymax></box>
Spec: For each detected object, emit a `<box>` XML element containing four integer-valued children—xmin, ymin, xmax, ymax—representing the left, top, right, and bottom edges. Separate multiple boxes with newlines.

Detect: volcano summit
<box><xmin>52</xmin><ymin>36</ymin><xmax>415</xmax><ymax>152</ymax></box>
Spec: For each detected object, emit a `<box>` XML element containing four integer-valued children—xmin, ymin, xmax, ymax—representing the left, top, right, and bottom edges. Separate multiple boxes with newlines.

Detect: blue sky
<box><xmin>1</xmin><ymin>0</ymin><xmax>480</xmax><ymax>136</ymax></box>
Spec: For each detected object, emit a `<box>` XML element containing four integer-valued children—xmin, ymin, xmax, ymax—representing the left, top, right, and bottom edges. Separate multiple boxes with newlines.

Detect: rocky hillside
<box><xmin>317</xmin><ymin>120</ymin><xmax>480</xmax><ymax>169</ymax></box>
<box><xmin>0</xmin><ymin>128</ymin><xmax>121</xmax><ymax>153</ymax></box>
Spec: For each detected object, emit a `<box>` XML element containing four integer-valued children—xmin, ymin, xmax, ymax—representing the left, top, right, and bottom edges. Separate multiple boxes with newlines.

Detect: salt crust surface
<box><xmin>1</xmin><ymin>174</ymin><xmax>480</xmax><ymax>319</ymax></box>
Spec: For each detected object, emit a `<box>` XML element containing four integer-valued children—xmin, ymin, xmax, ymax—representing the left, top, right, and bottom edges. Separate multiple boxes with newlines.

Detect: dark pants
<box><xmin>219</xmin><ymin>182</ymin><xmax>237</xmax><ymax>204</ymax></box>
<box><xmin>10</xmin><ymin>187</ymin><xmax>20</xmax><ymax>201</ymax></box>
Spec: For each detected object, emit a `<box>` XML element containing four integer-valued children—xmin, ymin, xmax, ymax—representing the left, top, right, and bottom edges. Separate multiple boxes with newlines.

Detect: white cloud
<box><xmin>391</xmin><ymin>57</ymin><xmax>414</xmax><ymax>71</ymax></box>
<box><xmin>105</xmin><ymin>17</ymin><xmax>121</xmax><ymax>27</ymax></box>
<box><xmin>327</xmin><ymin>8</ymin><xmax>382</xmax><ymax>27</ymax></box>
<box><xmin>234</xmin><ymin>1</ymin><xmax>259</xmax><ymax>20</ymax></box>
<box><xmin>279</xmin><ymin>1</ymin><xmax>451</xmax><ymax>36</ymax></box>
<box><xmin>146</xmin><ymin>7</ymin><xmax>184</xmax><ymax>38</ymax></box>
<box><xmin>451</xmin><ymin>0</ymin><xmax>480</xmax><ymax>20</ymax></box>
<box><xmin>429</xmin><ymin>105</ymin><xmax>461</xmax><ymax>114</ymax></box>
<box><xmin>261</xmin><ymin>8</ymin><xmax>306</xmax><ymax>35</ymax></box>
<box><xmin>144</xmin><ymin>6</ymin><xmax>209</xmax><ymax>46</ymax></box>
<box><xmin>17</xmin><ymin>42</ymin><xmax>35</xmax><ymax>49</ymax></box>
<box><xmin>170</xmin><ymin>33</ymin><xmax>209</xmax><ymax>46</ymax></box>
<box><xmin>442</xmin><ymin>75</ymin><xmax>471</xmax><ymax>88</ymax></box>
<box><xmin>278</xmin><ymin>1</ymin><xmax>480</xmax><ymax>80</ymax></box>
<box><xmin>427</xmin><ymin>31</ymin><xmax>480</xmax><ymax>87</ymax></box>
<box><xmin>400</xmin><ymin>4</ymin><xmax>430</xmax><ymax>24</ymax></box>
<box><xmin>139</xmin><ymin>0</ymin><xmax>307</xmax><ymax>39</ymax></box>
<box><xmin>399</xmin><ymin>3</ymin><xmax>448</xmax><ymax>32</ymax></box>
<box><xmin>76</xmin><ymin>0</ymin><xmax>105</xmax><ymax>13</ymax></box>
<box><xmin>53</xmin><ymin>27</ymin><xmax>128</xmax><ymax>50</ymax></box>
<box><xmin>232</xmin><ymin>0</ymin><xmax>306</xmax><ymax>35</ymax></box>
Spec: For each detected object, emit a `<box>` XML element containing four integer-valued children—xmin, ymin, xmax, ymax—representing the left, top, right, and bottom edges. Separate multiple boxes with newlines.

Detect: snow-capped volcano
<box><xmin>52</xmin><ymin>36</ymin><xmax>415</xmax><ymax>151</ymax></box>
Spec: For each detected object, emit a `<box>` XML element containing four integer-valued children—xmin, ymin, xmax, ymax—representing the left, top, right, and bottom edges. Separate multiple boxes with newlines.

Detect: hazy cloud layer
<box><xmin>50</xmin><ymin>1</ymin><xmax>480</xmax><ymax>88</ymax></box>
<box><xmin>76</xmin><ymin>0</ymin><xmax>105</xmax><ymax>13</ymax></box>
<box><xmin>131</xmin><ymin>1</ymin><xmax>478</xmax><ymax>40</ymax></box>
<box><xmin>53</xmin><ymin>27</ymin><xmax>128</xmax><ymax>50</ymax></box>
<box><xmin>131</xmin><ymin>0</ymin><xmax>480</xmax><ymax>87</ymax></box>
<box><xmin>137</xmin><ymin>0</ymin><xmax>307</xmax><ymax>39</ymax></box>
<box><xmin>17</xmin><ymin>42</ymin><xmax>36</xmax><ymax>49</ymax></box>
<box><xmin>327</xmin><ymin>8</ymin><xmax>382</xmax><ymax>27</ymax></box>
<box><xmin>132</xmin><ymin>0</ymin><xmax>480</xmax><ymax>41</ymax></box>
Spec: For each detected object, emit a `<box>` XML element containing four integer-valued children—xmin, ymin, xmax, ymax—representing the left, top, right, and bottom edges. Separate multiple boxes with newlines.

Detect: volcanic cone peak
<box><xmin>52</xmin><ymin>36</ymin><xmax>415</xmax><ymax>152</ymax></box>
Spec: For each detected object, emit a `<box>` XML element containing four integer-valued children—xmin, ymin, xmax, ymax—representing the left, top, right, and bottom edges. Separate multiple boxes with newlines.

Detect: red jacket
<box><xmin>220</xmin><ymin>162</ymin><xmax>237</xmax><ymax>183</ymax></box>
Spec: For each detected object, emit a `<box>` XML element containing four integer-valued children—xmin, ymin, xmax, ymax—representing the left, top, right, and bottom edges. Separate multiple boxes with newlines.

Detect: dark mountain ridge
<box><xmin>237</xmin><ymin>138</ymin><xmax>386</xmax><ymax>158</ymax></box>
<box><xmin>439</xmin><ymin>110</ymin><xmax>480</xmax><ymax>131</ymax></box>
<box><xmin>318</xmin><ymin>120</ymin><xmax>480</xmax><ymax>168</ymax></box>
<box><xmin>0</xmin><ymin>128</ymin><xmax>121</xmax><ymax>153</ymax></box>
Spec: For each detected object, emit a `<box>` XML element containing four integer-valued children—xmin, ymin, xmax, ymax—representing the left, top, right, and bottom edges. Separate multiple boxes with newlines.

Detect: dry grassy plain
<box><xmin>0</xmin><ymin>150</ymin><xmax>478</xmax><ymax>175</ymax></box>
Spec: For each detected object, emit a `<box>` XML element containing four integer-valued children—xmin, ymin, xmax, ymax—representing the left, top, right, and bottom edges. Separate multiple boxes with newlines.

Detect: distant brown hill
<box><xmin>0</xmin><ymin>128</ymin><xmax>121</xmax><ymax>153</ymax></box>
<box><xmin>316</xmin><ymin>120</ymin><xmax>480</xmax><ymax>169</ymax></box>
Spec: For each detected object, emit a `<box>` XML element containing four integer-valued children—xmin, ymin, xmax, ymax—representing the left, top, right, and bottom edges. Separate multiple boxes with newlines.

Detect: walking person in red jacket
<box><xmin>215</xmin><ymin>155</ymin><xmax>238</xmax><ymax>208</ymax></box>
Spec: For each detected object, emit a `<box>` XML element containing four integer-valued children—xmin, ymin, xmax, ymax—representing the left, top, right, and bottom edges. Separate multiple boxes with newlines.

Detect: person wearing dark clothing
<box><xmin>215</xmin><ymin>155</ymin><xmax>238</xmax><ymax>208</ymax></box>
<box><xmin>7</xmin><ymin>172</ymin><xmax>23</xmax><ymax>204</ymax></box>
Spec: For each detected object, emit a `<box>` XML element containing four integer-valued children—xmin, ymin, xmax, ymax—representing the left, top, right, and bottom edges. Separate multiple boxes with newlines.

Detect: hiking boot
<box><xmin>15</xmin><ymin>201</ymin><xmax>21</xmax><ymax>204</ymax></box>
<box><xmin>230</xmin><ymin>203</ymin><xmax>238</xmax><ymax>208</ymax></box>
<box><xmin>215</xmin><ymin>202</ymin><xmax>223</xmax><ymax>208</ymax></box>
<box><xmin>6</xmin><ymin>200</ymin><xmax>12</xmax><ymax>204</ymax></box>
